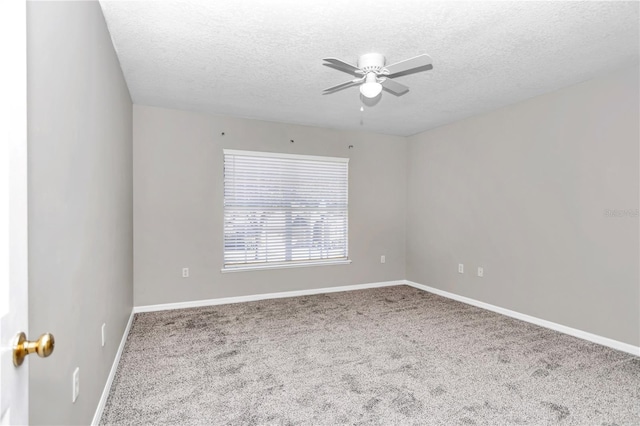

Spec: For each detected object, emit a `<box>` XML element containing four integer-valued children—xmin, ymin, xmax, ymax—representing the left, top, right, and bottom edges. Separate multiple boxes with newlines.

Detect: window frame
<box><xmin>221</xmin><ymin>149</ymin><xmax>351</xmax><ymax>273</ymax></box>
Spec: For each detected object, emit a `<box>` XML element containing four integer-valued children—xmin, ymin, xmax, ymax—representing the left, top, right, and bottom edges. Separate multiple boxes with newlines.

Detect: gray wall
<box><xmin>407</xmin><ymin>66</ymin><xmax>640</xmax><ymax>346</ymax></box>
<box><xmin>27</xmin><ymin>2</ymin><xmax>133</xmax><ymax>425</ymax></box>
<box><xmin>133</xmin><ymin>105</ymin><xmax>407</xmax><ymax>306</ymax></box>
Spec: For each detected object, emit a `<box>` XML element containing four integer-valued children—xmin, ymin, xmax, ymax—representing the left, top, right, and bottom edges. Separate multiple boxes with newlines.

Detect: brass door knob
<box><xmin>12</xmin><ymin>332</ymin><xmax>55</xmax><ymax>367</ymax></box>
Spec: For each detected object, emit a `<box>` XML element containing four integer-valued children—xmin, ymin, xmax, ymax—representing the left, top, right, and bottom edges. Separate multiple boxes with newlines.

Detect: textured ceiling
<box><xmin>100</xmin><ymin>1</ymin><xmax>639</xmax><ymax>136</ymax></box>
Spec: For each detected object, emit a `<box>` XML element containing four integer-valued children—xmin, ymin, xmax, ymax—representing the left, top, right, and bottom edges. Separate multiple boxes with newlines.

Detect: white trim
<box><xmin>221</xmin><ymin>259</ymin><xmax>352</xmax><ymax>273</ymax></box>
<box><xmin>133</xmin><ymin>280</ymin><xmax>403</xmax><ymax>313</ymax></box>
<box><xmin>1</xmin><ymin>1</ymin><xmax>29</xmax><ymax>423</ymax></box>
<box><xmin>223</xmin><ymin>149</ymin><xmax>349</xmax><ymax>163</ymax></box>
<box><xmin>404</xmin><ymin>280</ymin><xmax>640</xmax><ymax>357</ymax></box>
<box><xmin>132</xmin><ymin>278</ymin><xmax>639</xmax><ymax>356</ymax></box>
<box><xmin>91</xmin><ymin>309</ymin><xmax>135</xmax><ymax>426</ymax></box>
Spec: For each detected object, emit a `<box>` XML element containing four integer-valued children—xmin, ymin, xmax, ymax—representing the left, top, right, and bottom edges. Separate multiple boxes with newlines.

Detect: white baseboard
<box><xmin>96</xmin><ymin>279</ymin><xmax>637</xmax><ymax>423</ymax></box>
<box><xmin>133</xmin><ymin>280</ymin><xmax>405</xmax><ymax>313</ymax></box>
<box><xmin>93</xmin><ymin>281</ymin><xmax>401</xmax><ymax>423</ymax></box>
<box><xmin>132</xmin><ymin>279</ymin><xmax>639</xmax><ymax>357</ymax></box>
<box><xmin>92</xmin><ymin>309</ymin><xmax>135</xmax><ymax>426</ymax></box>
<box><xmin>404</xmin><ymin>280</ymin><xmax>640</xmax><ymax>357</ymax></box>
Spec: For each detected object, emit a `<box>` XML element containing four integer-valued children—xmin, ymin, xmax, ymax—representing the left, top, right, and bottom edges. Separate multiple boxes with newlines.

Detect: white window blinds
<box><xmin>223</xmin><ymin>150</ymin><xmax>349</xmax><ymax>270</ymax></box>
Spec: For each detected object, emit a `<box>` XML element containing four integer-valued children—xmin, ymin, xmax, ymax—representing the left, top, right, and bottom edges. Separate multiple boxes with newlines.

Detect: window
<box><xmin>223</xmin><ymin>149</ymin><xmax>350</xmax><ymax>271</ymax></box>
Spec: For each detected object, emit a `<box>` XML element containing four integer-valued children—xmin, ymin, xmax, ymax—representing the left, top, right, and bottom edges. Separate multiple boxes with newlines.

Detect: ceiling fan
<box><xmin>322</xmin><ymin>53</ymin><xmax>433</xmax><ymax>99</ymax></box>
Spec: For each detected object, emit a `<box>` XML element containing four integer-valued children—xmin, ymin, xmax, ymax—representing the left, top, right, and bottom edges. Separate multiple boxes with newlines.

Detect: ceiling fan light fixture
<box><xmin>359</xmin><ymin>73</ymin><xmax>382</xmax><ymax>98</ymax></box>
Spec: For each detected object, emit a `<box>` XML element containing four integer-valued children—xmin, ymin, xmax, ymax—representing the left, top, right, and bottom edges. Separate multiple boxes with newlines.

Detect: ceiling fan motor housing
<box><xmin>357</xmin><ymin>53</ymin><xmax>386</xmax><ymax>74</ymax></box>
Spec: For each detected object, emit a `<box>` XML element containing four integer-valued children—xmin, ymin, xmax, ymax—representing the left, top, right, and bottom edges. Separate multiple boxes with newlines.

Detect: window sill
<box><xmin>221</xmin><ymin>259</ymin><xmax>352</xmax><ymax>273</ymax></box>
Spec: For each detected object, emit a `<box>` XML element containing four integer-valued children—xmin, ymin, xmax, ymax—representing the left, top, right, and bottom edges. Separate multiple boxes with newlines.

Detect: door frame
<box><xmin>0</xmin><ymin>0</ymin><xmax>29</xmax><ymax>424</ymax></box>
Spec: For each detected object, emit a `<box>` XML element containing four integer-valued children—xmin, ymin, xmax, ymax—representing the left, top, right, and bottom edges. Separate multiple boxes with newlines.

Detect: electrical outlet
<box><xmin>182</xmin><ymin>267</ymin><xmax>189</xmax><ymax>278</ymax></box>
<box><xmin>380</xmin><ymin>255</ymin><xmax>385</xmax><ymax>264</ymax></box>
<box><xmin>101</xmin><ymin>323</ymin><xmax>106</xmax><ymax>347</ymax></box>
<box><xmin>477</xmin><ymin>267</ymin><xmax>484</xmax><ymax>277</ymax></box>
<box><xmin>72</xmin><ymin>367</ymin><xmax>80</xmax><ymax>403</ymax></box>
<box><xmin>458</xmin><ymin>264</ymin><xmax>464</xmax><ymax>274</ymax></box>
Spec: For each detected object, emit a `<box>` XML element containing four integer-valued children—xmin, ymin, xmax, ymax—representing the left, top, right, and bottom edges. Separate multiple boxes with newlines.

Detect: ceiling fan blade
<box><xmin>385</xmin><ymin>54</ymin><xmax>433</xmax><ymax>77</ymax></box>
<box><xmin>323</xmin><ymin>58</ymin><xmax>361</xmax><ymax>74</ymax></box>
<box><xmin>323</xmin><ymin>63</ymin><xmax>360</xmax><ymax>76</ymax></box>
<box><xmin>323</xmin><ymin>77</ymin><xmax>364</xmax><ymax>93</ymax></box>
<box><xmin>381</xmin><ymin>78</ymin><xmax>409</xmax><ymax>96</ymax></box>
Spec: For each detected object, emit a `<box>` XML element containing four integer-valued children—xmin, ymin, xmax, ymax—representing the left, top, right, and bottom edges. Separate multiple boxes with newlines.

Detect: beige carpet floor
<box><xmin>101</xmin><ymin>285</ymin><xmax>640</xmax><ymax>425</ymax></box>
